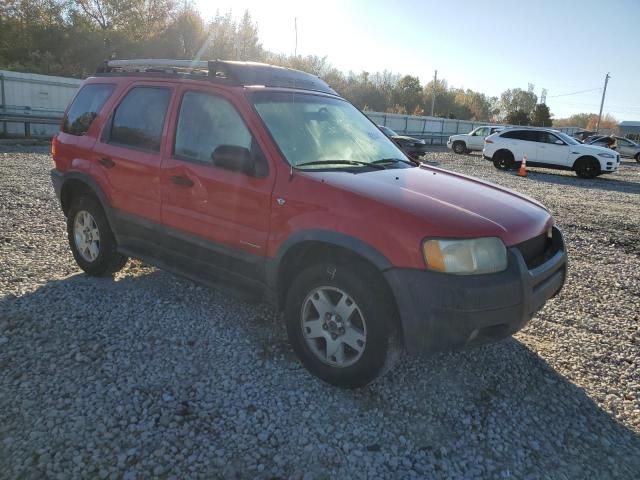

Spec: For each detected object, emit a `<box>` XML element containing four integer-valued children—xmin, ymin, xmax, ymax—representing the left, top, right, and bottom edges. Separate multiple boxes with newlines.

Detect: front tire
<box><xmin>574</xmin><ymin>157</ymin><xmax>601</xmax><ymax>179</ymax></box>
<box><xmin>67</xmin><ymin>196</ymin><xmax>128</xmax><ymax>276</ymax></box>
<box><xmin>284</xmin><ymin>263</ymin><xmax>397</xmax><ymax>388</ymax></box>
<box><xmin>452</xmin><ymin>141</ymin><xmax>466</xmax><ymax>154</ymax></box>
<box><xmin>635</xmin><ymin>153</ymin><xmax>640</xmax><ymax>163</ymax></box>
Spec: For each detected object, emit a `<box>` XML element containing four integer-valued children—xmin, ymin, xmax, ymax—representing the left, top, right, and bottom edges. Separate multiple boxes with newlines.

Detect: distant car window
<box><xmin>539</xmin><ymin>132</ymin><xmax>562</xmax><ymax>144</ymax></box>
<box><xmin>174</xmin><ymin>91</ymin><xmax>253</xmax><ymax>166</ymax></box>
<box><xmin>501</xmin><ymin>130</ymin><xmax>533</xmax><ymax>141</ymax></box>
<box><xmin>62</xmin><ymin>84</ymin><xmax>115</xmax><ymax>136</ymax></box>
<box><xmin>617</xmin><ymin>138</ymin><xmax>632</xmax><ymax>146</ymax></box>
<box><xmin>490</xmin><ymin>127</ymin><xmax>501</xmax><ymax>134</ymax></box>
<box><xmin>107</xmin><ymin>87</ymin><xmax>171</xmax><ymax>152</ymax></box>
<box><xmin>379</xmin><ymin>125</ymin><xmax>398</xmax><ymax>136</ymax></box>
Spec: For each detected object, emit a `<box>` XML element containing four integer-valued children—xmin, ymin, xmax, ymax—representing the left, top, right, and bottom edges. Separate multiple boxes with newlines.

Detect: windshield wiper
<box><xmin>372</xmin><ymin>158</ymin><xmax>417</xmax><ymax>167</ymax></box>
<box><xmin>295</xmin><ymin>160</ymin><xmax>385</xmax><ymax>170</ymax></box>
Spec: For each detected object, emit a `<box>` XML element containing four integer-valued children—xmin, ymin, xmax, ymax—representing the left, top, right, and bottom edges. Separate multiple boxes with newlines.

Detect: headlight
<box><xmin>598</xmin><ymin>152</ymin><xmax>614</xmax><ymax>158</ymax></box>
<box><xmin>422</xmin><ymin>237</ymin><xmax>508</xmax><ymax>274</ymax></box>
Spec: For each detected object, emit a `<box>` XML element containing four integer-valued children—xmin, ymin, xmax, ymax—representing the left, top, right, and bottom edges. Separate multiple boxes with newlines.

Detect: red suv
<box><xmin>51</xmin><ymin>59</ymin><xmax>567</xmax><ymax>388</ymax></box>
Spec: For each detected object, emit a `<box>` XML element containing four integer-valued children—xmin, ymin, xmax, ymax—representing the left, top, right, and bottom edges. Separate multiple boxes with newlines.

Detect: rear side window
<box><xmin>62</xmin><ymin>84</ymin><xmax>115</xmax><ymax>136</ymax></box>
<box><xmin>501</xmin><ymin>130</ymin><xmax>535</xmax><ymax>141</ymax></box>
<box><xmin>106</xmin><ymin>87</ymin><xmax>171</xmax><ymax>152</ymax></box>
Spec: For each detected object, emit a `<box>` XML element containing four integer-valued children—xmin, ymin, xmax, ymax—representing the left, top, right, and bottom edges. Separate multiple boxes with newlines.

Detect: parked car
<box><xmin>483</xmin><ymin>127</ymin><xmax>620</xmax><ymax>178</ymax></box>
<box><xmin>447</xmin><ymin>126</ymin><xmax>504</xmax><ymax>154</ymax></box>
<box><xmin>589</xmin><ymin>136</ymin><xmax>640</xmax><ymax>161</ymax></box>
<box><xmin>377</xmin><ymin>125</ymin><xmax>428</xmax><ymax>159</ymax></box>
<box><xmin>51</xmin><ymin>59</ymin><xmax>567</xmax><ymax>388</ymax></box>
<box><xmin>584</xmin><ymin>135</ymin><xmax>607</xmax><ymax>145</ymax></box>
<box><xmin>572</xmin><ymin>130</ymin><xmax>596</xmax><ymax>142</ymax></box>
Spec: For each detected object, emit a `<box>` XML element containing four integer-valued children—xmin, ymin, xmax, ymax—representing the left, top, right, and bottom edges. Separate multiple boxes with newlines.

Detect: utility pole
<box><xmin>294</xmin><ymin>18</ymin><xmax>298</xmax><ymax>57</ymax></box>
<box><xmin>596</xmin><ymin>72</ymin><xmax>610</xmax><ymax>133</ymax></box>
<box><xmin>430</xmin><ymin>70</ymin><xmax>437</xmax><ymax>117</ymax></box>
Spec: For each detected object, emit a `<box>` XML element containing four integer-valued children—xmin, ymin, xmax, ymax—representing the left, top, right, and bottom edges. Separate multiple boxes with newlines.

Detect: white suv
<box><xmin>483</xmin><ymin>128</ymin><xmax>620</xmax><ymax>178</ymax></box>
<box><xmin>447</xmin><ymin>126</ymin><xmax>503</xmax><ymax>154</ymax></box>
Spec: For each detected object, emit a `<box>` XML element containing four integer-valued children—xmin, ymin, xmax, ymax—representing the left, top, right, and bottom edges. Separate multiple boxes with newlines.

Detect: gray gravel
<box><xmin>1</xmin><ymin>145</ymin><xmax>639</xmax><ymax>479</ymax></box>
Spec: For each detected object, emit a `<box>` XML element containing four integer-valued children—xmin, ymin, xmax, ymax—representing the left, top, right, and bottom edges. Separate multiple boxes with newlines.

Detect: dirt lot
<box><xmin>1</xmin><ymin>146</ymin><xmax>639</xmax><ymax>479</ymax></box>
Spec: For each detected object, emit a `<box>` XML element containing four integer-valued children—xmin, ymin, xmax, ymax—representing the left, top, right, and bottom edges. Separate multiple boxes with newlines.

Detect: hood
<box><xmin>574</xmin><ymin>144</ymin><xmax>617</xmax><ymax>155</ymax></box>
<box><xmin>392</xmin><ymin>135</ymin><xmax>424</xmax><ymax>144</ymax></box>
<box><xmin>305</xmin><ymin>165</ymin><xmax>552</xmax><ymax>246</ymax></box>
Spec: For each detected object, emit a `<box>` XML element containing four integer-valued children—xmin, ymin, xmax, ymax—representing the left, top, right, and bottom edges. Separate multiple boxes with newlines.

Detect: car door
<box><xmin>500</xmin><ymin>130</ymin><xmax>537</xmax><ymax>162</ymax></box>
<box><xmin>91</xmin><ymin>83</ymin><xmax>173</xmax><ymax>248</ymax></box>
<box><xmin>535</xmin><ymin>131</ymin><xmax>570</xmax><ymax>167</ymax></box>
<box><xmin>617</xmin><ymin>138</ymin><xmax>634</xmax><ymax>157</ymax></box>
<box><xmin>468</xmin><ymin>127</ymin><xmax>489</xmax><ymax>150</ymax></box>
<box><xmin>160</xmin><ymin>86</ymin><xmax>274</xmax><ymax>281</ymax></box>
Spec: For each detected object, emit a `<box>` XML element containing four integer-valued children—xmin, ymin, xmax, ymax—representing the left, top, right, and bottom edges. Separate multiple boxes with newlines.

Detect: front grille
<box><xmin>514</xmin><ymin>232</ymin><xmax>555</xmax><ymax>269</ymax></box>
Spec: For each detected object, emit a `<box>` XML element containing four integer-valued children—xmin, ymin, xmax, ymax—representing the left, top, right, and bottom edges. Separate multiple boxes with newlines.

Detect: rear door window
<box><xmin>105</xmin><ymin>87</ymin><xmax>171</xmax><ymax>152</ymax></box>
<box><xmin>501</xmin><ymin>130</ymin><xmax>531</xmax><ymax>141</ymax></box>
<box><xmin>62</xmin><ymin>84</ymin><xmax>115</xmax><ymax>136</ymax></box>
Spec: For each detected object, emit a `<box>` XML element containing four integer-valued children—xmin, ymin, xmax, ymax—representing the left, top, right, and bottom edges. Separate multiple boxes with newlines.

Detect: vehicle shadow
<box><xmin>510</xmin><ymin>168</ymin><xmax>640</xmax><ymax>195</ymax></box>
<box><xmin>1</xmin><ymin>271</ymin><xmax>639</xmax><ymax>478</ymax></box>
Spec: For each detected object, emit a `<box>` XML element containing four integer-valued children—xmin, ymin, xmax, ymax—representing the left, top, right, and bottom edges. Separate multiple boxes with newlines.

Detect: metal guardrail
<box><xmin>0</xmin><ymin>112</ymin><xmax>62</xmax><ymax>137</ymax></box>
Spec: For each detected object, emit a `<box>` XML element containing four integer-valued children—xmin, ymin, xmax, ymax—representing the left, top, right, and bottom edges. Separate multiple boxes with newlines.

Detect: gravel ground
<box><xmin>1</xmin><ymin>145</ymin><xmax>639</xmax><ymax>479</ymax></box>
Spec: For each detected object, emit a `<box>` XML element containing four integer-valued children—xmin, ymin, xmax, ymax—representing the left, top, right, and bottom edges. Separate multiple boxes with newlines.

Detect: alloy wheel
<box><xmin>300</xmin><ymin>286</ymin><xmax>367</xmax><ymax>368</ymax></box>
<box><xmin>73</xmin><ymin>210</ymin><xmax>101</xmax><ymax>262</ymax></box>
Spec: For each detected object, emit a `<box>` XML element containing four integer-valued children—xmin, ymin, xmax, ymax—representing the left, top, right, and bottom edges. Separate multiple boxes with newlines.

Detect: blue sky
<box><xmin>196</xmin><ymin>0</ymin><xmax>640</xmax><ymax>120</ymax></box>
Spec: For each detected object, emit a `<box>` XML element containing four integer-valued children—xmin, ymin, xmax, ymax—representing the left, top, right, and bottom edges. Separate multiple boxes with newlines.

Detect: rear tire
<box><xmin>67</xmin><ymin>196</ymin><xmax>128</xmax><ymax>276</ymax></box>
<box><xmin>284</xmin><ymin>262</ymin><xmax>398</xmax><ymax>388</ymax></box>
<box><xmin>635</xmin><ymin>153</ymin><xmax>640</xmax><ymax>163</ymax></box>
<box><xmin>574</xmin><ymin>157</ymin><xmax>601</xmax><ymax>179</ymax></box>
<box><xmin>452</xmin><ymin>141</ymin><xmax>466</xmax><ymax>154</ymax></box>
<box><xmin>493</xmin><ymin>150</ymin><xmax>514</xmax><ymax>170</ymax></box>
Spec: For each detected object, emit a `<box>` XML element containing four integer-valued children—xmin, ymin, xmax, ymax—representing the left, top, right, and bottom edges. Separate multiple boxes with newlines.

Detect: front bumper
<box><xmin>385</xmin><ymin>226</ymin><xmax>567</xmax><ymax>354</ymax></box>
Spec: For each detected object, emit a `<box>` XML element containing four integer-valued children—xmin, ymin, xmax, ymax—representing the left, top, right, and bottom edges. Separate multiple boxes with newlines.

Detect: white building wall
<box><xmin>1</xmin><ymin>70</ymin><xmax>82</xmax><ymax>136</ymax></box>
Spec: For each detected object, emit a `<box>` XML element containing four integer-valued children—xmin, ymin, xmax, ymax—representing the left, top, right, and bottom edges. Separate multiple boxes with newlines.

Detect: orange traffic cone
<box><xmin>519</xmin><ymin>155</ymin><xmax>527</xmax><ymax>177</ymax></box>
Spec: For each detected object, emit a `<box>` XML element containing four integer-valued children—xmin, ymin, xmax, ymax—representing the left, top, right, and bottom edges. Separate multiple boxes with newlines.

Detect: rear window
<box><xmin>62</xmin><ymin>84</ymin><xmax>115</xmax><ymax>136</ymax></box>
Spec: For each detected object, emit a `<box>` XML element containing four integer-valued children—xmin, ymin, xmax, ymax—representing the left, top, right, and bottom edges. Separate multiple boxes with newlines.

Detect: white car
<box><xmin>447</xmin><ymin>126</ymin><xmax>503</xmax><ymax>154</ymax></box>
<box><xmin>483</xmin><ymin>128</ymin><xmax>620</xmax><ymax>178</ymax></box>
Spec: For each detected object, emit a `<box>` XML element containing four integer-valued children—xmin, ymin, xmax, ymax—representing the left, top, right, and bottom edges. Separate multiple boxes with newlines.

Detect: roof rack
<box><xmin>99</xmin><ymin>59</ymin><xmax>338</xmax><ymax>96</ymax></box>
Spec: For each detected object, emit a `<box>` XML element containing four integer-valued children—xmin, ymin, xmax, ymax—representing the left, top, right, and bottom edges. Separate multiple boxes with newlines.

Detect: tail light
<box><xmin>51</xmin><ymin>135</ymin><xmax>58</xmax><ymax>165</ymax></box>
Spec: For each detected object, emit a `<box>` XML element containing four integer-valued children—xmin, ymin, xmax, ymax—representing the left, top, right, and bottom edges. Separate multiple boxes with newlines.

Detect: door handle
<box><xmin>170</xmin><ymin>175</ymin><xmax>194</xmax><ymax>187</ymax></box>
<box><xmin>98</xmin><ymin>157</ymin><xmax>115</xmax><ymax>168</ymax></box>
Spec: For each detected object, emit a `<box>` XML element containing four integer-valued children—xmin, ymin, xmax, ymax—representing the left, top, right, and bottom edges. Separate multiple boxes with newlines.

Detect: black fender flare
<box><xmin>54</xmin><ymin>170</ymin><xmax>115</xmax><ymax>228</ymax></box>
<box><xmin>265</xmin><ymin>229</ymin><xmax>393</xmax><ymax>294</ymax></box>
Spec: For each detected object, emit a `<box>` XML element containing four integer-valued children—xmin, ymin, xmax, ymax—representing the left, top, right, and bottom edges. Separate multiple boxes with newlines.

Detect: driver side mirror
<box><xmin>211</xmin><ymin>145</ymin><xmax>255</xmax><ymax>176</ymax></box>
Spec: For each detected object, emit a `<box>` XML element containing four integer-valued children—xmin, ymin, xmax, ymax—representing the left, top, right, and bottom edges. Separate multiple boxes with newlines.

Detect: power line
<box><xmin>549</xmin><ymin>87</ymin><xmax>602</xmax><ymax>98</ymax></box>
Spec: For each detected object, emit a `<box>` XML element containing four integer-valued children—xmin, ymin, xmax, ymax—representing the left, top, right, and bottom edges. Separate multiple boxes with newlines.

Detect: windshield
<box><xmin>556</xmin><ymin>132</ymin><xmax>580</xmax><ymax>145</ymax></box>
<box><xmin>252</xmin><ymin>91</ymin><xmax>409</xmax><ymax>168</ymax></box>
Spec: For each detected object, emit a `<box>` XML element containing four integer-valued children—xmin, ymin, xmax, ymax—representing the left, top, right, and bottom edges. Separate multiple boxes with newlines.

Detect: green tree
<box><xmin>531</xmin><ymin>103</ymin><xmax>552</xmax><ymax>127</ymax></box>
<box><xmin>391</xmin><ymin>75</ymin><xmax>422</xmax><ymax>114</ymax></box>
<box><xmin>505</xmin><ymin>109</ymin><xmax>531</xmax><ymax>126</ymax></box>
<box><xmin>499</xmin><ymin>88</ymin><xmax>537</xmax><ymax>121</ymax></box>
<box><xmin>236</xmin><ymin>10</ymin><xmax>263</xmax><ymax>61</ymax></box>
